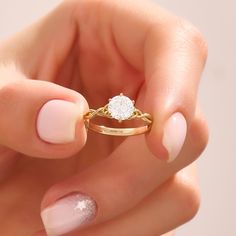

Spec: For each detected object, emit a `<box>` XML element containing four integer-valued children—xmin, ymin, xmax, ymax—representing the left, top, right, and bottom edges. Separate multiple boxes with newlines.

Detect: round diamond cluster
<box><xmin>108</xmin><ymin>95</ymin><xmax>135</xmax><ymax>121</ymax></box>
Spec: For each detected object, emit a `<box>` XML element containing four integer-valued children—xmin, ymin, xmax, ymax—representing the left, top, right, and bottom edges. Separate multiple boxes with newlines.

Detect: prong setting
<box><xmin>108</xmin><ymin>94</ymin><xmax>135</xmax><ymax>121</ymax></box>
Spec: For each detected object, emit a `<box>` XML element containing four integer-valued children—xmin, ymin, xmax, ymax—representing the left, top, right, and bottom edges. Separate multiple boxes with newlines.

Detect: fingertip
<box><xmin>34</xmin><ymin>95</ymin><xmax>89</xmax><ymax>159</ymax></box>
<box><xmin>0</xmin><ymin>75</ymin><xmax>89</xmax><ymax>159</ymax></box>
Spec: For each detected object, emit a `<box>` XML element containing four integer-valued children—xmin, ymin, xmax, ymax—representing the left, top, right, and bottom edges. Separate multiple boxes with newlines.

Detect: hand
<box><xmin>0</xmin><ymin>0</ymin><xmax>208</xmax><ymax>235</ymax></box>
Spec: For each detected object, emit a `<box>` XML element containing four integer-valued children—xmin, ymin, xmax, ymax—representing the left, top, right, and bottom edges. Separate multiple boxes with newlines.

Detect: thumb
<box><xmin>0</xmin><ymin>63</ymin><xmax>88</xmax><ymax>159</ymax></box>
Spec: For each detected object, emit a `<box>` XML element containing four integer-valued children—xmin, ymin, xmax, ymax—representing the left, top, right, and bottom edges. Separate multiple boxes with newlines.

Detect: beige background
<box><xmin>0</xmin><ymin>0</ymin><xmax>234</xmax><ymax>235</ymax></box>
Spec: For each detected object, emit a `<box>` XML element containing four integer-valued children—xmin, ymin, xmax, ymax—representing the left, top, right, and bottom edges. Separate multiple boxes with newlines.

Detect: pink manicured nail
<box><xmin>163</xmin><ymin>113</ymin><xmax>187</xmax><ymax>162</ymax></box>
<box><xmin>37</xmin><ymin>100</ymin><xmax>83</xmax><ymax>144</ymax></box>
<box><xmin>41</xmin><ymin>193</ymin><xmax>97</xmax><ymax>236</ymax></box>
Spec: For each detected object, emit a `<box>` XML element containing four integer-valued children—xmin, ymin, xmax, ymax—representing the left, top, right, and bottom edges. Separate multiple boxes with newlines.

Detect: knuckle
<box><xmin>173</xmin><ymin>18</ymin><xmax>208</xmax><ymax>60</ymax></box>
<box><xmin>172</xmin><ymin>174</ymin><xmax>201</xmax><ymax>222</ymax></box>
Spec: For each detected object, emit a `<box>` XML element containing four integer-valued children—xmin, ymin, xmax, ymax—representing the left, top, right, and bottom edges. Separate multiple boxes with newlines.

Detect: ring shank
<box><xmin>84</xmin><ymin>119</ymin><xmax>151</xmax><ymax>136</ymax></box>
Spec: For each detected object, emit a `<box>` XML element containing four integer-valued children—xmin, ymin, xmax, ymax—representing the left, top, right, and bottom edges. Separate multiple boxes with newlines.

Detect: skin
<box><xmin>0</xmin><ymin>0</ymin><xmax>208</xmax><ymax>235</ymax></box>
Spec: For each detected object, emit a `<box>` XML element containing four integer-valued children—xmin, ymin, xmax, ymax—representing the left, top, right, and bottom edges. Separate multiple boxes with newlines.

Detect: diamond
<box><xmin>108</xmin><ymin>94</ymin><xmax>135</xmax><ymax>121</ymax></box>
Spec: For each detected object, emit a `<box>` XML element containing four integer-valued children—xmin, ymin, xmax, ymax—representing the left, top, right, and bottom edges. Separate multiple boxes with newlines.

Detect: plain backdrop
<box><xmin>0</xmin><ymin>1</ymin><xmax>234</xmax><ymax>236</ymax></box>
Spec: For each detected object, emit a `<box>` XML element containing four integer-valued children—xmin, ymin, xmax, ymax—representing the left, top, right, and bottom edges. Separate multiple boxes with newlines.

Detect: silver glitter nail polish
<box><xmin>41</xmin><ymin>193</ymin><xmax>97</xmax><ymax>236</ymax></box>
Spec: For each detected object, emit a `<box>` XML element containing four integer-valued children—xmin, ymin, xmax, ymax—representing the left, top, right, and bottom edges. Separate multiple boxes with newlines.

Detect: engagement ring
<box><xmin>84</xmin><ymin>93</ymin><xmax>153</xmax><ymax>136</ymax></box>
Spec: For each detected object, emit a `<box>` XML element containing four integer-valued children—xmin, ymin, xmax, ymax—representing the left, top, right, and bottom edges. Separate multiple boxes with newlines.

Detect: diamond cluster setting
<box><xmin>108</xmin><ymin>94</ymin><xmax>135</xmax><ymax>121</ymax></box>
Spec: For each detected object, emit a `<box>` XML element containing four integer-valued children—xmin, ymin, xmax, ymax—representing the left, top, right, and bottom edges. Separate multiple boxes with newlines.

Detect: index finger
<box><xmin>108</xmin><ymin>0</ymin><xmax>208</xmax><ymax>161</ymax></box>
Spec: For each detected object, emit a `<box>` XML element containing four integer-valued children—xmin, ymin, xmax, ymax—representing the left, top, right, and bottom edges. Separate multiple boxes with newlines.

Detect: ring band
<box><xmin>84</xmin><ymin>93</ymin><xmax>152</xmax><ymax>136</ymax></box>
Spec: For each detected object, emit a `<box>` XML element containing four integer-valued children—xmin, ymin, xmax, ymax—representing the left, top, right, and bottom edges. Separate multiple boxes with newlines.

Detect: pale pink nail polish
<box><xmin>41</xmin><ymin>193</ymin><xmax>97</xmax><ymax>236</ymax></box>
<box><xmin>37</xmin><ymin>100</ymin><xmax>83</xmax><ymax>144</ymax></box>
<box><xmin>163</xmin><ymin>113</ymin><xmax>187</xmax><ymax>162</ymax></box>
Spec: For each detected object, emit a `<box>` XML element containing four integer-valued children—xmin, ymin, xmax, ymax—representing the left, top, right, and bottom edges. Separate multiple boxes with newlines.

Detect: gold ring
<box><xmin>84</xmin><ymin>93</ymin><xmax>153</xmax><ymax>136</ymax></box>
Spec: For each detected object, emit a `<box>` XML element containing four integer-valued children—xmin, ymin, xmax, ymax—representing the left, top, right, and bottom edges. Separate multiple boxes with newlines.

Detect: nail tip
<box><xmin>163</xmin><ymin>112</ymin><xmax>187</xmax><ymax>163</ymax></box>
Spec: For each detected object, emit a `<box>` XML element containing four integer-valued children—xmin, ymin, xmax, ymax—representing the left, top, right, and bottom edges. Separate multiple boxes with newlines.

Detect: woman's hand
<box><xmin>0</xmin><ymin>0</ymin><xmax>208</xmax><ymax>235</ymax></box>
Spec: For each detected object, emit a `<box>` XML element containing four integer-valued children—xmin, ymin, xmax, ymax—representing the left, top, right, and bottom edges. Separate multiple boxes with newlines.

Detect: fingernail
<box><xmin>163</xmin><ymin>112</ymin><xmax>187</xmax><ymax>162</ymax></box>
<box><xmin>37</xmin><ymin>99</ymin><xmax>83</xmax><ymax>144</ymax></box>
<box><xmin>41</xmin><ymin>193</ymin><xmax>97</xmax><ymax>236</ymax></box>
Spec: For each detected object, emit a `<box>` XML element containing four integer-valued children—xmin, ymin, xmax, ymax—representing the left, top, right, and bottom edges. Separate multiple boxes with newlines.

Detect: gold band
<box><xmin>84</xmin><ymin>106</ymin><xmax>152</xmax><ymax>136</ymax></box>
